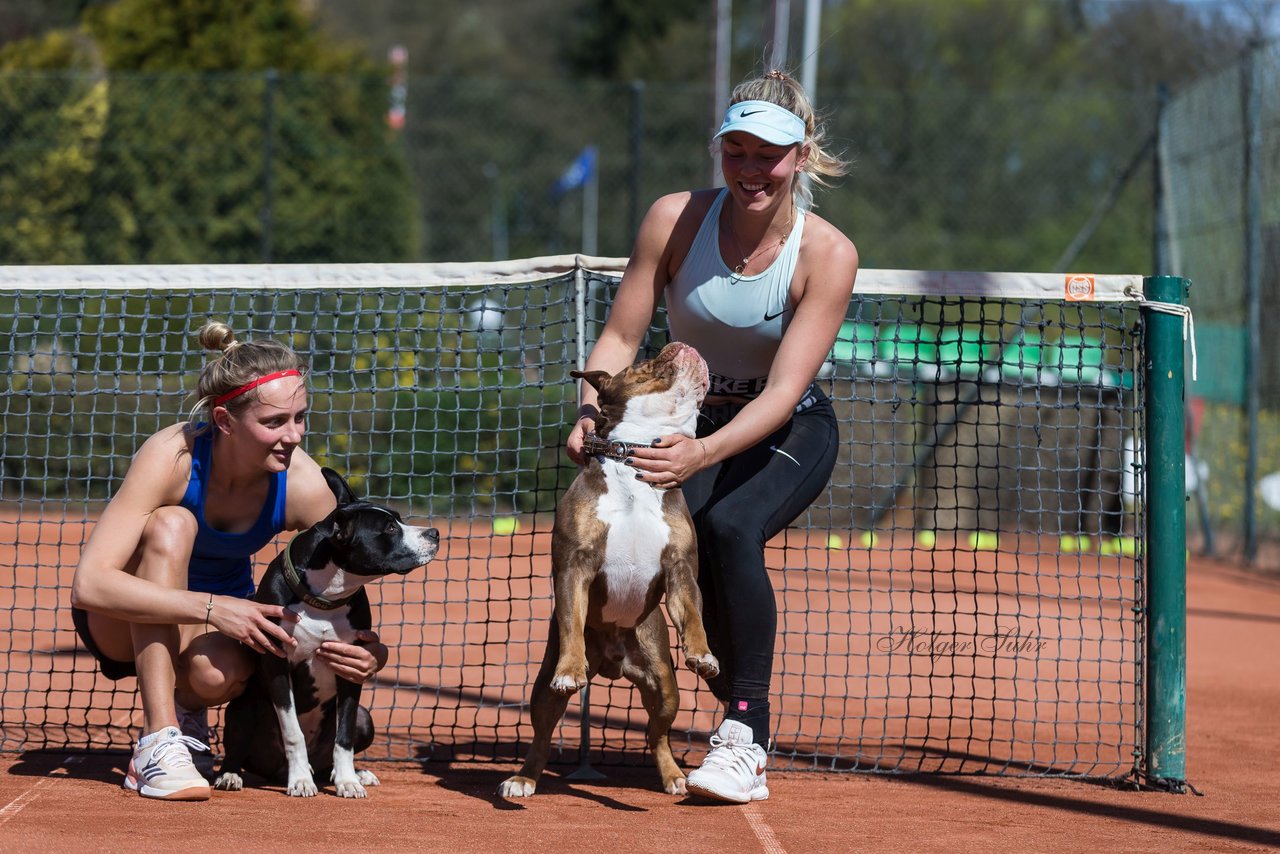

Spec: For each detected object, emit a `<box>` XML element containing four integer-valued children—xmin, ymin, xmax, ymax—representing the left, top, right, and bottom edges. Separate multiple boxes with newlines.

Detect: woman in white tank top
<box><xmin>567</xmin><ymin>70</ymin><xmax>859</xmax><ymax>804</ymax></box>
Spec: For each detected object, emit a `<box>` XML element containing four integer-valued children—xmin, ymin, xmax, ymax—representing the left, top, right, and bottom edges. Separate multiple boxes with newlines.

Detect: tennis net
<box><xmin>0</xmin><ymin>258</ymin><xmax>1186</xmax><ymax>785</ymax></box>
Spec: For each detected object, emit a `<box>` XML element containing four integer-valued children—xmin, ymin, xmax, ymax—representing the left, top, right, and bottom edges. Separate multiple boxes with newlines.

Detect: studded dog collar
<box><xmin>580</xmin><ymin>432</ymin><xmax>648</xmax><ymax>462</ymax></box>
<box><xmin>281</xmin><ymin>532</ymin><xmax>354</xmax><ymax>610</ymax></box>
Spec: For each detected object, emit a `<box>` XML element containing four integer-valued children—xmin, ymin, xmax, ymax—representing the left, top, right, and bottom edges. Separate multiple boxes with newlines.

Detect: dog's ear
<box><xmin>312</xmin><ymin>516</ymin><xmax>337</xmax><ymax>540</ymax></box>
<box><xmin>330</xmin><ymin>507</ymin><xmax>357</xmax><ymax>546</ymax></box>
<box><xmin>570</xmin><ymin>369</ymin><xmax>613</xmax><ymax>394</ymax></box>
<box><xmin>322</xmin><ymin>467</ymin><xmax>358</xmax><ymax>506</ymax></box>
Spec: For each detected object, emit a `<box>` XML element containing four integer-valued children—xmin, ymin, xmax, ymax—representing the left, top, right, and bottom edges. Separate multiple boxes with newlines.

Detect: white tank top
<box><xmin>666</xmin><ymin>188</ymin><xmax>806</xmax><ymax>398</ymax></box>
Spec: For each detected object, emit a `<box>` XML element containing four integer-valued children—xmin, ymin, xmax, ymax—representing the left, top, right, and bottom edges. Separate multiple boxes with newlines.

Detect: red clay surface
<box><xmin>2</xmin><ymin>510</ymin><xmax>1279</xmax><ymax>851</ymax></box>
<box><xmin>2</xmin><ymin>514</ymin><xmax>1145</xmax><ymax>775</ymax></box>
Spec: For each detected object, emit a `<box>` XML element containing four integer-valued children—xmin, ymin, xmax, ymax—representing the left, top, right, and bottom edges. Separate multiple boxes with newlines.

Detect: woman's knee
<box><xmin>701</xmin><ymin>503</ymin><xmax>765</xmax><ymax>556</ymax></box>
<box><xmin>178</xmin><ymin>636</ymin><xmax>254</xmax><ymax>706</ymax></box>
<box><xmin>136</xmin><ymin>506</ymin><xmax>197</xmax><ymax>585</ymax></box>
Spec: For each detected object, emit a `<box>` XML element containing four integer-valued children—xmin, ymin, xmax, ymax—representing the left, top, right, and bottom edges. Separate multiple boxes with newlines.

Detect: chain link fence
<box><xmin>1</xmin><ymin>69</ymin><xmax>1155</xmax><ymax>269</ymax></box>
<box><xmin>1162</xmin><ymin>39</ymin><xmax>1280</xmax><ymax>566</ymax></box>
<box><xmin>17</xmin><ymin>64</ymin><xmax>1278</xmax><ymax>568</ymax></box>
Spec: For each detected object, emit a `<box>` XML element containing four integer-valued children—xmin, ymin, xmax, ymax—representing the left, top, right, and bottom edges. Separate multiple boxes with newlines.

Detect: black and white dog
<box><xmin>214</xmin><ymin>468</ymin><xmax>439</xmax><ymax>798</ymax></box>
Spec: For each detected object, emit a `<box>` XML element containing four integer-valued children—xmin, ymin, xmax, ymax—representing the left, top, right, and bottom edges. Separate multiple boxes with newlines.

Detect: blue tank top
<box><xmin>666</xmin><ymin>188</ymin><xmax>806</xmax><ymax>398</ymax></box>
<box><xmin>179</xmin><ymin>430</ymin><xmax>288</xmax><ymax>597</ymax></box>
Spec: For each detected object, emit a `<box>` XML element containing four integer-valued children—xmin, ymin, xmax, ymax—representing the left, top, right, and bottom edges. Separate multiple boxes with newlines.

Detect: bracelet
<box><xmin>204</xmin><ymin>594</ymin><xmax>214</xmax><ymax>630</ymax></box>
<box><xmin>696</xmin><ymin>438</ymin><xmax>709</xmax><ymax>464</ymax></box>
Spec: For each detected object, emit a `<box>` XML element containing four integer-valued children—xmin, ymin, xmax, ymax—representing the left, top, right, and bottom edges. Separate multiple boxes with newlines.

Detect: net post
<box><xmin>574</xmin><ymin>263</ymin><xmax>588</xmax><ymax>371</ymax></box>
<box><xmin>1143</xmin><ymin>273</ymin><xmax>1189</xmax><ymax>790</ymax></box>
<box><xmin>565</xmin><ymin>683</ymin><xmax>607</xmax><ymax>781</ymax></box>
<box><xmin>566</xmin><ymin>260</ymin><xmax>606</xmax><ymax>781</ymax></box>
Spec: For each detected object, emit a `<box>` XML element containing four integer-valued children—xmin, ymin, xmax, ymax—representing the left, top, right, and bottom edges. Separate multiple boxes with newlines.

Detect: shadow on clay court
<box><xmin>767</xmin><ymin>736</ymin><xmax>1138</xmax><ymax>784</ymax></box>
<box><xmin>1187</xmin><ymin>606</ymin><xmax>1280</xmax><ymax>625</ymax></box>
<box><xmin>425</xmin><ymin>762</ymin><xmax>652</xmax><ymax>811</ymax></box>
<box><xmin>8</xmin><ymin>750</ymin><xmax>283</xmax><ymax>795</ymax></box>
<box><xmin>893</xmin><ymin>772</ymin><xmax>1280</xmax><ymax>848</ymax></box>
<box><xmin>7</xmin><ymin>751</ymin><xmax>125</xmax><ymax>786</ymax></box>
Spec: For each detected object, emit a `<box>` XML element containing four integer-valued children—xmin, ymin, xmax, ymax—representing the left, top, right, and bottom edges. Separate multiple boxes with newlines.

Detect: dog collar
<box><xmin>281</xmin><ymin>533</ymin><xmax>354</xmax><ymax>610</ymax></box>
<box><xmin>580</xmin><ymin>432</ymin><xmax>645</xmax><ymax>462</ymax></box>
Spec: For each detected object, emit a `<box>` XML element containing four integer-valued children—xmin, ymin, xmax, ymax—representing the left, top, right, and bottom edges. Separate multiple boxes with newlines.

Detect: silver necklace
<box><xmin>725</xmin><ymin>204</ymin><xmax>794</xmax><ymax>275</ymax></box>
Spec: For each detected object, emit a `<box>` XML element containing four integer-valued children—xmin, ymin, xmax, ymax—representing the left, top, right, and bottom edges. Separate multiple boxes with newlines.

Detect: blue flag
<box><xmin>551</xmin><ymin>145</ymin><xmax>597</xmax><ymax>199</ymax></box>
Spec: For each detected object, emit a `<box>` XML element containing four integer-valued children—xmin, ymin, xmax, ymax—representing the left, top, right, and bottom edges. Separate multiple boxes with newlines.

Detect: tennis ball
<box><xmin>859</xmin><ymin>531</ymin><xmax>879</xmax><ymax>548</ymax></box>
<box><xmin>468</xmin><ymin>300</ymin><xmax>505</xmax><ymax>332</ymax></box>
<box><xmin>1059</xmin><ymin>534</ymin><xmax>1092</xmax><ymax>553</ymax></box>
<box><xmin>492</xmin><ymin>516</ymin><xmax>520</xmax><ymax>536</ymax></box>
<box><xmin>1115</xmin><ymin>536</ymin><xmax>1138</xmax><ymax>556</ymax></box>
<box><xmin>1099</xmin><ymin>538</ymin><xmax>1118</xmax><ymax>556</ymax></box>
<box><xmin>826</xmin><ymin>534</ymin><xmax>844</xmax><ymax>549</ymax></box>
<box><xmin>916</xmin><ymin>530</ymin><xmax>937</xmax><ymax>549</ymax></box>
<box><xmin>968</xmin><ymin>531</ymin><xmax>999</xmax><ymax>551</ymax></box>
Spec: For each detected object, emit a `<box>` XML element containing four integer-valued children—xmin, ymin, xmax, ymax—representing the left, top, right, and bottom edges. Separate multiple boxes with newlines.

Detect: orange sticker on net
<box><xmin>1065</xmin><ymin>274</ymin><xmax>1095</xmax><ymax>301</ymax></box>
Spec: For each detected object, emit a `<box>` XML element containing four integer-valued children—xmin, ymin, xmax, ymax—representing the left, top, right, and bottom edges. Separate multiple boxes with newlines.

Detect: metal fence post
<box><xmin>1143</xmin><ymin>274</ymin><xmax>1189</xmax><ymax>790</ymax></box>
<box><xmin>1242</xmin><ymin>43</ymin><xmax>1263</xmax><ymax>562</ymax></box>
<box><xmin>566</xmin><ymin>259</ymin><xmax>606</xmax><ymax>781</ymax></box>
<box><xmin>261</xmin><ymin>68</ymin><xmax>277</xmax><ymax>263</ymax></box>
<box><xmin>628</xmin><ymin>80</ymin><xmax>644</xmax><ymax>242</ymax></box>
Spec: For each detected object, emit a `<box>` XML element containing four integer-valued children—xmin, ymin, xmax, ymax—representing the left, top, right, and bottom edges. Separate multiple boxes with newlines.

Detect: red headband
<box><xmin>213</xmin><ymin>369</ymin><xmax>302</xmax><ymax>406</ymax></box>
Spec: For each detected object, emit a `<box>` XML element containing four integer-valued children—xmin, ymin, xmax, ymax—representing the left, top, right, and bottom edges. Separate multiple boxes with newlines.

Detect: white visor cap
<box><xmin>715</xmin><ymin>100</ymin><xmax>806</xmax><ymax>146</ymax></box>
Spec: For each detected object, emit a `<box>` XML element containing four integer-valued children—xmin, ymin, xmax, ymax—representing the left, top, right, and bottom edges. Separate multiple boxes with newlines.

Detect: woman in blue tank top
<box><xmin>567</xmin><ymin>70</ymin><xmax>859</xmax><ymax>804</ymax></box>
<box><xmin>70</xmin><ymin>321</ymin><xmax>389</xmax><ymax>802</ymax></box>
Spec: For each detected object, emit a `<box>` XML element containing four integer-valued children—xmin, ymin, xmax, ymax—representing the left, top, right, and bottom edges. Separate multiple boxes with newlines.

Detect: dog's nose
<box><xmin>426</xmin><ymin>528</ymin><xmax>440</xmax><ymax>541</ymax></box>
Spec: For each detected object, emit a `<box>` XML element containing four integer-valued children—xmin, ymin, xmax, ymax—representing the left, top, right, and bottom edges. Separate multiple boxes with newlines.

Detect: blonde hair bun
<box><xmin>197</xmin><ymin>321</ymin><xmax>238</xmax><ymax>353</ymax></box>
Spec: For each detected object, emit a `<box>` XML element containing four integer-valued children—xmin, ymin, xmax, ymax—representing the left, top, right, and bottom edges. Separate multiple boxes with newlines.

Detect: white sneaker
<box><xmin>123</xmin><ymin>726</ymin><xmax>212</xmax><ymax>801</ymax></box>
<box><xmin>686</xmin><ymin>719</ymin><xmax>769</xmax><ymax>803</ymax></box>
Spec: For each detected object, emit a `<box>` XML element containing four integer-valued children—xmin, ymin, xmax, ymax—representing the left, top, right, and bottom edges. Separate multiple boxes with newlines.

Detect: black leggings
<box><xmin>681</xmin><ymin>389</ymin><xmax>838</xmax><ymax>703</ymax></box>
<box><xmin>71</xmin><ymin>606</ymin><xmax>137</xmax><ymax>681</ymax></box>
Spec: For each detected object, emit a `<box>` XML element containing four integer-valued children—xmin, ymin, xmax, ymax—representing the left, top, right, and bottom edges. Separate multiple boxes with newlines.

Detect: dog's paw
<box><xmin>549</xmin><ymin>673</ymin><xmax>588</xmax><ymax>696</ymax></box>
<box><xmin>497</xmin><ymin>775</ymin><xmax>537</xmax><ymax>798</ymax></box>
<box><xmin>684</xmin><ymin>651</ymin><xmax>720</xmax><ymax>679</ymax></box>
<box><xmin>213</xmin><ymin>772</ymin><xmax>243</xmax><ymax>792</ymax></box>
<box><xmin>330</xmin><ymin>767</ymin><xmax>380</xmax><ymax>788</ymax></box>
<box><xmin>334</xmin><ymin>777</ymin><xmax>369</xmax><ymax>799</ymax></box>
<box><xmin>663</xmin><ymin>774</ymin><xmax>688</xmax><ymax>796</ymax></box>
<box><xmin>286</xmin><ymin>776</ymin><xmax>319</xmax><ymax>797</ymax></box>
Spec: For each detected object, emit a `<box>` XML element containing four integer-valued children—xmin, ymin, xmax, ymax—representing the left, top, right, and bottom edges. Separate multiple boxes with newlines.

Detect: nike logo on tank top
<box><xmin>666</xmin><ymin>188</ymin><xmax>806</xmax><ymax>398</ymax></box>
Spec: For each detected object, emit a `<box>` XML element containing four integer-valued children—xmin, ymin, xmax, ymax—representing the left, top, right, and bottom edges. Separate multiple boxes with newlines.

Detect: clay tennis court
<box><xmin>2</xmin><ymin>510</ymin><xmax>1278</xmax><ymax>852</ymax></box>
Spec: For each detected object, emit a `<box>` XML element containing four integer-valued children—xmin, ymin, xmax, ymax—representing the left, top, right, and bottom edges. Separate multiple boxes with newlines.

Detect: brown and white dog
<box><xmin>498</xmin><ymin>341</ymin><xmax>720</xmax><ymax>797</ymax></box>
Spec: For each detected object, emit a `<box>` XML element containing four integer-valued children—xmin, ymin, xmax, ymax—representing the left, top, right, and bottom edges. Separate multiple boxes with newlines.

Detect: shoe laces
<box><xmin>150</xmin><ymin>733</ymin><xmax>209</xmax><ymax>767</ymax></box>
<box><xmin>703</xmin><ymin>734</ymin><xmax>764</xmax><ymax>776</ymax></box>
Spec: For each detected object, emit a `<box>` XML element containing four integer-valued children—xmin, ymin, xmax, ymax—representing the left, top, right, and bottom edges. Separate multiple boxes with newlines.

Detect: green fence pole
<box><xmin>1143</xmin><ymin>274</ymin><xmax>1189</xmax><ymax>790</ymax></box>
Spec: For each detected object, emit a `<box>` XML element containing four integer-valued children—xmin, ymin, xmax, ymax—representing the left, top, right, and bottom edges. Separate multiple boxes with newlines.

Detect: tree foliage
<box><xmin>0</xmin><ymin>0</ymin><xmax>415</xmax><ymax>263</ymax></box>
<box><xmin>0</xmin><ymin>0</ymin><xmax>1267</xmax><ymax>270</ymax></box>
<box><xmin>802</xmin><ymin>0</ymin><xmax>1261</xmax><ymax>272</ymax></box>
<box><xmin>560</xmin><ymin>0</ymin><xmax>704</xmax><ymax>80</ymax></box>
<box><xmin>312</xmin><ymin>0</ymin><xmax>571</xmax><ymax>79</ymax></box>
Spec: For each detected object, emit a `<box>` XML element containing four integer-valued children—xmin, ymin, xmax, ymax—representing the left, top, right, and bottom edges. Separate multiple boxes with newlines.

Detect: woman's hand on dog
<box><xmin>565</xmin><ymin>412</ymin><xmax>598</xmax><ymax>467</ymax></box>
<box><xmin>318</xmin><ymin>629</ymin><xmax>387</xmax><ymax>684</ymax></box>
<box><xmin>625</xmin><ymin>434</ymin><xmax>709</xmax><ymax>489</ymax></box>
<box><xmin>209</xmin><ymin>596</ymin><xmax>298</xmax><ymax>657</ymax></box>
